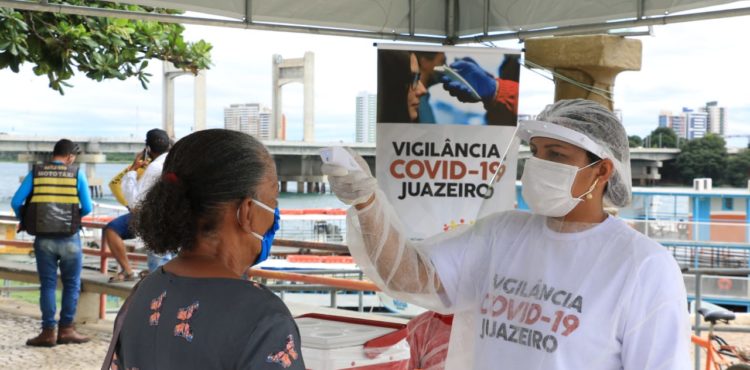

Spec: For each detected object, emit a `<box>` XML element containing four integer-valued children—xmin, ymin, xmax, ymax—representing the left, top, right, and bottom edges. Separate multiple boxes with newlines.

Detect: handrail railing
<box><xmin>623</xmin><ymin>217</ymin><xmax>750</xmax><ymax>247</ymax></box>
<box><xmin>273</xmin><ymin>239</ymin><xmax>349</xmax><ymax>254</ymax></box>
<box><xmin>248</xmin><ymin>269</ymin><xmax>378</xmax><ymax>292</ymax></box>
<box><xmin>683</xmin><ymin>267</ymin><xmax>750</xmax><ymax>370</ymax></box>
<box><xmin>1</xmin><ymin>215</ymin><xmax>132</xmax><ymax>319</ymax></box>
<box><xmin>0</xmin><ymin>214</ymin><xmax>373</xmax><ymax>318</ymax></box>
<box><xmin>8</xmin><ymin>210</ymin><xmax>750</xmax><ymax>327</ymax></box>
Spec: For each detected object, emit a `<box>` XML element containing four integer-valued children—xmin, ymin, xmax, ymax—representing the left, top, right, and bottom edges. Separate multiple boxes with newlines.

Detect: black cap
<box><xmin>53</xmin><ymin>139</ymin><xmax>81</xmax><ymax>156</ymax></box>
<box><xmin>146</xmin><ymin>129</ymin><xmax>170</xmax><ymax>154</ymax></box>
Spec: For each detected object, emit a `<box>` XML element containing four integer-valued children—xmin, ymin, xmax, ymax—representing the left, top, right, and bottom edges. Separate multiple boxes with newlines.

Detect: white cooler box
<box><xmin>296</xmin><ymin>313</ymin><xmax>410</xmax><ymax>370</ymax></box>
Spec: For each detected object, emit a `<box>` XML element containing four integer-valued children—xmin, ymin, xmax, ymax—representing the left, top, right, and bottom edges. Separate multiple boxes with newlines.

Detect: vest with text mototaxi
<box><xmin>23</xmin><ymin>163</ymin><xmax>81</xmax><ymax>236</ymax></box>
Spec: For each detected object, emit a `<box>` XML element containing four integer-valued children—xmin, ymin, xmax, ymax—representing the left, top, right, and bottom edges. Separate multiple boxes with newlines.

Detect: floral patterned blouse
<box><xmin>113</xmin><ymin>267</ymin><xmax>305</xmax><ymax>370</ymax></box>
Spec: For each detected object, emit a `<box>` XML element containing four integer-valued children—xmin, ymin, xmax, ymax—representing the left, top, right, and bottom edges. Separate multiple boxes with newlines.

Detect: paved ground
<box><xmin>691</xmin><ymin>316</ymin><xmax>750</xmax><ymax>369</ymax></box>
<box><xmin>2</xmin><ymin>295</ymin><xmax>750</xmax><ymax>369</ymax></box>
<box><xmin>0</xmin><ymin>297</ymin><xmax>112</xmax><ymax>370</ymax></box>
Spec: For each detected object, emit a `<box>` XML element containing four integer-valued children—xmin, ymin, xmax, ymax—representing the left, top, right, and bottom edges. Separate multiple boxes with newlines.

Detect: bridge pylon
<box><xmin>272</xmin><ymin>52</ymin><xmax>314</xmax><ymax>142</ymax></box>
<box><xmin>162</xmin><ymin>62</ymin><xmax>207</xmax><ymax>139</ymax></box>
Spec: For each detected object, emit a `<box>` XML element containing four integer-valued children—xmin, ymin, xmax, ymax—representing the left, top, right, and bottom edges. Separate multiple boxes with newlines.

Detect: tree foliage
<box><xmin>0</xmin><ymin>1</ymin><xmax>211</xmax><ymax>94</ymax></box>
<box><xmin>628</xmin><ymin>135</ymin><xmax>642</xmax><ymax>148</ymax></box>
<box><xmin>675</xmin><ymin>134</ymin><xmax>727</xmax><ymax>185</ymax></box>
<box><xmin>644</xmin><ymin>127</ymin><xmax>678</xmax><ymax>148</ymax></box>
<box><xmin>725</xmin><ymin>149</ymin><xmax>750</xmax><ymax>187</ymax></box>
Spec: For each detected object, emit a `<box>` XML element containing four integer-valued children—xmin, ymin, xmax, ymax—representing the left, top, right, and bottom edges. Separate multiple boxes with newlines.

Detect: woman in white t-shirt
<box><xmin>322</xmin><ymin>99</ymin><xmax>690</xmax><ymax>370</ymax></box>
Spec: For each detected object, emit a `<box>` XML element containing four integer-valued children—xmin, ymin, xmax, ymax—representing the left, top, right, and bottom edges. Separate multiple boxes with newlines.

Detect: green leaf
<box><xmin>0</xmin><ymin>3</ymin><xmax>212</xmax><ymax>93</ymax></box>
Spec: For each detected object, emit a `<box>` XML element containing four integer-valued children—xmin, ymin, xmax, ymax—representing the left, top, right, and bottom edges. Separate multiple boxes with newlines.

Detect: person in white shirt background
<box><xmin>322</xmin><ymin>99</ymin><xmax>690</xmax><ymax>369</ymax></box>
<box><xmin>106</xmin><ymin>128</ymin><xmax>172</xmax><ymax>282</ymax></box>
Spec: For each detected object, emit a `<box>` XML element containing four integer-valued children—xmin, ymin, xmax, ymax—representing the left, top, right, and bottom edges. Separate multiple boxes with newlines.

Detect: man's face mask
<box><xmin>521</xmin><ymin>156</ymin><xmax>600</xmax><ymax>218</ymax></box>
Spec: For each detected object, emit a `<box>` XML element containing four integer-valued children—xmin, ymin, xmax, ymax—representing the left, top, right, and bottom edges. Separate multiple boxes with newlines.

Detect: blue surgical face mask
<box><xmin>250</xmin><ymin>199</ymin><xmax>280</xmax><ymax>266</ymax></box>
<box><xmin>237</xmin><ymin>199</ymin><xmax>280</xmax><ymax>266</ymax></box>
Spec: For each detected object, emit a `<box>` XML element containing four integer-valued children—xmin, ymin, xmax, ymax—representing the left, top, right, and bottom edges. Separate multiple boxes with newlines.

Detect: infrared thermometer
<box><xmin>434</xmin><ymin>65</ymin><xmax>482</xmax><ymax>101</ymax></box>
<box><xmin>319</xmin><ymin>146</ymin><xmax>361</xmax><ymax>172</ymax></box>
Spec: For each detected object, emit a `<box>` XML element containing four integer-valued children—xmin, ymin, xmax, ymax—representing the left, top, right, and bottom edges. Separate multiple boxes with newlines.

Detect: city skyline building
<box><xmin>355</xmin><ymin>91</ymin><xmax>376</xmax><ymax>144</ymax></box>
<box><xmin>703</xmin><ymin>101</ymin><xmax>728</xmax><ymax>136</ymax></box>
<box><xmin>658</xmin><ymin>110</ymin><xmax>688</xmax><ymax>139</ymax></box>
<box><xmin>224</xmin><ymin>103</ymin><xmax>278</xmax><ymax>140</ymax></box>
<box><xmin>658</xmin><ymin>101</ymin><xmax>729</xmax><ymax>140</ymax></box>
<box><xmin>684</xmin><ymin>107</ymin><xmax>708</xmax><ymax>140</ymax></box>
<box><xmin>672</xmin><ymin>115</ymin><xmax>687</xmax><ymax>139</ymax></box>
<box><xmin>258</xmin><ymin>106</ymin><xmax>273</xmax><ymax>140</ymax></box>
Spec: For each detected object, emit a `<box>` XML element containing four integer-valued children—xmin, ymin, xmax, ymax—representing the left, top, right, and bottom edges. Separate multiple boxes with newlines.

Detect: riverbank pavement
<box><xmin>4</xmin><ymin>294</ymin><xmax>750</xmax><ymax>369</ymax></box>
<box><xmin>0</xmin><ymin>296</ymin><xmax>113</xmax><ymax>370</ymax></box>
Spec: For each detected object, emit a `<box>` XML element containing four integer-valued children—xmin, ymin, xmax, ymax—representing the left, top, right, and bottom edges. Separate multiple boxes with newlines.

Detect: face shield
<box><xmin>516</xmin><ymin>120</ymin><xmax>631</xmax><ymax>209</ymax></box>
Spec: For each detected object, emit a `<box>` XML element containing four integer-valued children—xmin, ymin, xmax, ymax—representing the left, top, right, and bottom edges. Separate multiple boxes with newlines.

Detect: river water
<box><xmin>0</xmin><ymin>161</ymin><xmax>690</xmax><ymax>222</ymax></box>
<box><xmin>0</xmin><ymin>162</ymin><xmax>348</xmax><ymax>241</ymax></box>
<box><xmin>0</xmin><ymin>162</ymin><xmax>345</xmax><ymax>212</ymax></box>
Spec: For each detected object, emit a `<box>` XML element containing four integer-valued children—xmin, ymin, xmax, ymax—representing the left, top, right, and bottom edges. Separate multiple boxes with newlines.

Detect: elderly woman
<box><xmin>105</xmin><ymin>129</ymin><xmax>304</xmax><ymax>370</ymax></box>
<box><xmin>323</xmin><ymin>99</ymin><xmax>689</xmax><ymax>369</ymax></box>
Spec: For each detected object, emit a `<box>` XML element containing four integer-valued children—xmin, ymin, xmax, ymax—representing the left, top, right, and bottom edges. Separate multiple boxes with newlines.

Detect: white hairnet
<box><xmin>534</xmin><ymin>99</ymin><xmax>632</xmax><ymax>207</ymax></box>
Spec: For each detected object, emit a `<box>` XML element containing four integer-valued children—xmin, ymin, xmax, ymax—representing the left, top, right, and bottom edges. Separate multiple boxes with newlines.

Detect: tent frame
<box><xmin>2</xmin><ymin>0</ymin><xmax>750</xmax><ymax>44</ymax></box>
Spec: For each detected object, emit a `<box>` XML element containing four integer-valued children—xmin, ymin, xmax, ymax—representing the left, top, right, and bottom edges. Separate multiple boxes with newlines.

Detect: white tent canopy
<box><xmin>1</xmin><ymin>0</ymin><xmax>749</xmax><ymax>43</ymax></box>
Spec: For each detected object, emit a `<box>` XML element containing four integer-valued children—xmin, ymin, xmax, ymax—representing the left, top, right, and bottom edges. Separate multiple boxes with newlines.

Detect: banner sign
<box><xmin>376</xmin><ymin>44</ymin><xmax>521</xmax><ymax>239</ymax></box>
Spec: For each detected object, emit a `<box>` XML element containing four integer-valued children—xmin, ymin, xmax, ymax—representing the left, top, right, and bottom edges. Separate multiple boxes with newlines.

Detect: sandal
<box><xmin>108</xmin><ymin>271</ymin><xmax>136</xmax><ymax>283</ymax></box>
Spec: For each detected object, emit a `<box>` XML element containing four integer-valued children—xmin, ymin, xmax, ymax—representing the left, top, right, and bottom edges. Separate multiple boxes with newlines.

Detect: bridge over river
<box><xmin>0</xmin><ymin>135</ymin><xmax>680</xmax><ymax>194</ymax></box>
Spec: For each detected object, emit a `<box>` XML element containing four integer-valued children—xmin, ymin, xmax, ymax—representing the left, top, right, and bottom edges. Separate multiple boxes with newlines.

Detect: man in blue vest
<box><xmin>11</xmin><ymin>139</ymin><xmax>93</xmax><ymax>347</ymax></box>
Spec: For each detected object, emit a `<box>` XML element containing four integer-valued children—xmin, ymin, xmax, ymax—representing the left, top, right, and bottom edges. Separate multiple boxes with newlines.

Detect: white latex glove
<box><xmin>321</xmin><ymin>147</ymin><xmax>377</xmax><ymax>205</ymax></box>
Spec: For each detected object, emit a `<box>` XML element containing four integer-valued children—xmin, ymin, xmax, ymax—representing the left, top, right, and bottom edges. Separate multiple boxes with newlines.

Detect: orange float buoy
<box><xmin>717</xmin><ymin>278</ymin><xmax>733</xmax><ymax>291</ymax></box>
<box><xmin>82</xmin><ymin>215</ymin><xmax>115</xmax><ymax>223</ymax></box>
<box><xmin>280</xmin><ymin>208</ymin><xmax>346</xmax><ymax>216</ymax></box>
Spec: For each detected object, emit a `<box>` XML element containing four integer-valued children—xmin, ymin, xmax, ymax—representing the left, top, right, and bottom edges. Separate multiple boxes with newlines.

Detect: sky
<box><xmin>1</xmin><ymin>3</ymin><xmax>750</xmax><ymax>146</ymax></box>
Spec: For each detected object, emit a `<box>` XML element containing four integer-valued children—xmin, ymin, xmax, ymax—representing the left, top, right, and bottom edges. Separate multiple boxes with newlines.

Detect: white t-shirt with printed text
<box><xmin>427</xmin><ymin>210</ymin><xmax>690</xmax><ymax>370</ymax></box>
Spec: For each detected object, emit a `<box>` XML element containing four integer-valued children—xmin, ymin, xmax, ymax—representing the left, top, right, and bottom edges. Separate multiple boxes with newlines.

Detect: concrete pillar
<box><xmin>163</xmin><ymin>61</ymin><xmax>193</xmax><ymax>139</ymax></box>
<box><xmin>82</xmin><ymin>141</ymin><xmax>103</xmax><ymax>196</ymax></box>
<box><xmin>297</xmin><ymin>181</ymin><xmax>304</xmax><ymax>194</ymax></box>
<box><xmin>163</xmin><ymin>62</ymin><xmax>176</xmax><ymax>139</ymax></box>
<box><xmin>85</xmin><ymin>162</ymin><xmax>96</xmax><ymax>184</ymax></box>
<box><xmin>524</xmin><ymin>35</ymin><xmax>642</xmax><ymax>111</ymax></box>
<box><xmin>303</xmin><ymin>52</ymin><xmax>315</xmax><ymax>143</ymax></box>
<box><xmin>272</xmin><ymin>52</ymin><xmax>315</xmax><ymax>141</ymax></box>
<box><xmin>194</xmin><ymin>70</ymin><xmax>207</xmax><ymax>132</ymax></box>
<box><xmin>78</xmin><ymin>154</ymin><xmax>106</xmax><ymax>199</ymax></box>
<box><xmin>75</xmin><ymin>292</ymin><xmax>100</xmax><ymax>324</ymax></box>
<box><xmin>2</xmin><ymin>222</ymin><xmax>15</xmax><ymax>239</ymax></box>
<box><xmin>272</xmin><ymin>55</ymin><xmax>282</xmax><ymax>140</ymax></box>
